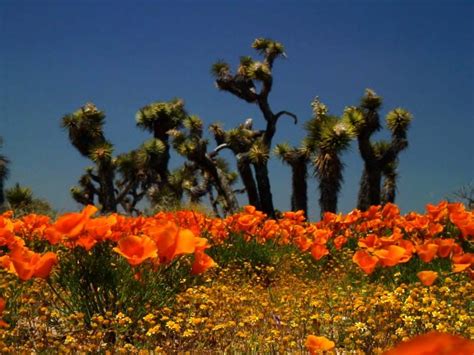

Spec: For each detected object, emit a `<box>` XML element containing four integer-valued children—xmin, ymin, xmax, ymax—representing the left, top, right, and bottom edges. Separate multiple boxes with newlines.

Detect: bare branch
<box><xmin>275</xmin><ymin>110</ymin><xmax>298</xmax><ymax>124</ymax></box>
<box><xmin>209</xmin><ymin>143</ymin><xmax>230</xmax><ymax>158</ymax></box>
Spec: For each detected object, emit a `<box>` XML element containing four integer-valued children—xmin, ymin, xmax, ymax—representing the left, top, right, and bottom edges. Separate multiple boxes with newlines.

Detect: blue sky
<box><xmin>1</xmin><ymin>0</ymin><xmax>473</xmax><ymax>218</ymax></box>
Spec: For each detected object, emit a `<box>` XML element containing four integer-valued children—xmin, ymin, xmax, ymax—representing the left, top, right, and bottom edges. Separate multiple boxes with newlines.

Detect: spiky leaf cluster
<box><xmin>342</xmin><ymin>107</ymin><xmax>365</xmax><ymax>134</ymax></box>
<box><xmin>251</xmin><ymin>38</ymin><xmax>286</xmax><ymax>60</ymax></box>
<box><xmin>319</xmin><ymin>119</ymin><xmax>355</xmax><ymax>153</ymax></box>
<box><xmin>61</xmin><ymin>103</ymin><xmax>108</xmax><ymax>157</ymax></box>
<box><xmin>5</xmin><ymin>183</ymin><xmax>33</xmax><ymax>207</ymax></box>
<box><xmin>211</xmin><ymin>61</ymin><xmax>231</xmax><ymax>77</ymax></box>
<box><xmin>89</xmin><ymin>142</ymin><xmax>114</xmax><ymax>163</ymax></box>
<box><xmin>360</xmin><ymin>88</ymin><xmax>382</xmax><ymax>111</ymax></box>
<box><xmin>136</xmin><ymin>99</ymin><xmax>186</xmax><ymax>132</ymax></box>
<box><xmin>386</xmin><ymin>108</ymin><xmax>413</xmax><ymax>132</ymax></box>
<box><xmin>274</xmin><ymin>142</ymin><xmax>311</xmax><ymax>165</ymax></box>
<box><xmin>248</xmin><ymin>141</ymin><xmax>270</xmax><ymax>165</ymax></box>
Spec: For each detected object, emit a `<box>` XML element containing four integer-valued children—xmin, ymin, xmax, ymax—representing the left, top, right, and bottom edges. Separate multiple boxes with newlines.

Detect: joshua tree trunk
<box><xmin>381</xmin><ymin>171</ymin><xmax>397</xmax><ymax>204</ymax></box>
<box><xmin>253</xmin><ymin>161</ymin><xmax>274</xmax><ymax>217</ymax></box>
<box><xmin>317</xmin><ymin>154</ymin><xmax>344</xmax><ymax>218</ymax></box>
<box><xmin>357</xmin><ymin>166</ymin><xmax>382</xmax><ymax>211</ymax></box>
<box><xmin>237</xmin><ymin>155</ymin><xmax>261</xmax><ymax>209</ymax></box>
<box><xmin>98</xmin><ymin>160</ymin><xmax>117</xmax><ymax>213</ymax></box>
<box><xmin>0</xmin><ymin>179</ymin><xmax>6</xmax><ymax>212</ymax></box>
<box><xmin>291</xmin><ymin>160</ymin><xmax>308</xmax><ymax>218</ymax></box>
<box><xmin>153</xmin><ymin>125</ymin><xmax>171</xmax><ymax>189</ymax></box>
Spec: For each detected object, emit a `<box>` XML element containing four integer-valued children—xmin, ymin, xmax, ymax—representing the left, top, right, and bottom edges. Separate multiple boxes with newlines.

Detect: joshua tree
<box><xmin>209</xmin><ymin>119</ymin><xmax>263</xmax><ymax>210</ymax></box>
<box><xmin>0</xmin><ymin>137</ymin><xmax>9</xmax><ymax>212</ymax></box>
<box><xmin>274</xmin><ymin>142</ymin><xmax>311</xmax><ymax>218</ymax></box>
<box><xmin>306</xmin><ymin>98</ymin><xmax>354</xmax><ymax>217</ymax></box>
<box><xmin>170</xmin><ymin>115</ymin><xmax>239</xmax><ymax>215</ymax></box>
<box><xmin>5</xmin><ymin>183</ymin><xmax>54</xmax><ymax>216</ymax></box>
<box><xmin>114</xmin><ymin>139</ymin><xmax>169</xmax><ymax>214</ymax></box>
<box><xmin>62</xmin><ymin>103</ymin><xmax>118</xmax><ymax>212</ymax></box>
<box><xmin>450</xmin><ymin>182</ymin><xmax>474</xmax><ymax>210</ymax></box>
<box><xmin>346</xmin><ymin>90</ymin><xmax>413</xmax><ymax>210</ymax></box>
<box><xmin>135</xmin><ymin>99</ymin><xmax>187</xmax><ymax>202</ymax></box>
<box><xmin>212</xmin><ymin>38</ymin><xmax>297</xmax><ymax>217</ymax></box>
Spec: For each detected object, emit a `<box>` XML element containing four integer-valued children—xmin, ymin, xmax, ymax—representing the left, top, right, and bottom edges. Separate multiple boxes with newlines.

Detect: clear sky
<box><xmin>1</xmin><ymin>0</ymin><xmax>473</xmax><ymax>218</ymax></box>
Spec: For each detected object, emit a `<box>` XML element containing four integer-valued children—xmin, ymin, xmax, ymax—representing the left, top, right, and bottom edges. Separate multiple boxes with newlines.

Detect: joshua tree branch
<box><xmin>209</xmin><ymin>143</ymin><xmax>230</xmax><ymax>158</ymax></box>
<box><xmin>116</xmin><ymin>178</ymin><xmax>138</xmax><ymax>205</ymax></box>
<box><xmin>275</xmin><ymin>110</ymin><xmax>298</xmax><ymax>124</ymax></box>
<box><xmin>216</xmin><ymin>78</ymin><xmax>258</xmax><ymax>103</ymax></box>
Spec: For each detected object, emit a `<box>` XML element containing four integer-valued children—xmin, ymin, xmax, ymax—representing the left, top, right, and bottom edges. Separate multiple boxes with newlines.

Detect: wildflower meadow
<box><xmin>0</xmin><ymin>201</ymin><xmax>473</xmax><ymax>353</ymax></box>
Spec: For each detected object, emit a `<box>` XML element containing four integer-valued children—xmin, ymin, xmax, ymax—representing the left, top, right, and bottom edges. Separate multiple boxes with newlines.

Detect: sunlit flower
<box><xmin>305</xmin><ymin>335</ymin><xmax>335</xmax><ymax>354</ymax></box>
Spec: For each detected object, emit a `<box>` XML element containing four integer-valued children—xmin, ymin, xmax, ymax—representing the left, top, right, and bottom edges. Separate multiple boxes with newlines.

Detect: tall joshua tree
<box><xmin>212</xmin><ymin>38</ymin><xmax>297</xmax><ymax>217</ymax></box>
<box><xmin>209</xmin><ymin>119</ymin><xmax>263</xmax><ymax>210</ymax></box>
<box><xmin>62</xmin><ymin>103</ymin><xmax>117</xmax><ymax>213</ymax></box>
<box><xmin>135</xmin><ymin>99</ymin><xmax>187</xmax><ymax>202</ymax></box>
<box><xmin>274</xmin><ymin>142</ymin><xmax>311</xmax><ymax>218</ymax></box>
<box><xmin>306</xmin><ymin>98</ymin><xmax>354</xmax><ymax>218</ymax></box>
<box><xmin>346</xmin><ymin>90</ymin><xmax>413</xmax><ymax>210</ymax></box>
<box><xmin>0</xmin><ymin>137</ymin><xmax>10</xmax><ymax>212</ymax></box>
<box><xmin>170</xmin><ymin>115</ymin><xmax>239</xmax><ymax>215</ymax></box>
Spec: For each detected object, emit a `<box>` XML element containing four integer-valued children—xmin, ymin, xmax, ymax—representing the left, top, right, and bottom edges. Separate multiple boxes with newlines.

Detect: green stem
<box><xmin>47</xmin><ymin>278</ymin><xmax>74</xmax><ymax>314</ymax></box>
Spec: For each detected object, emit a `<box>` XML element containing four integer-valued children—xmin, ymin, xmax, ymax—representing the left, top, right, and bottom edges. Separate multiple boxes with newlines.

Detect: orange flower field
<box><xmin>0</xmin><ymin>201</ymin><xmax>473</xmax><ymax>353</ymax></box>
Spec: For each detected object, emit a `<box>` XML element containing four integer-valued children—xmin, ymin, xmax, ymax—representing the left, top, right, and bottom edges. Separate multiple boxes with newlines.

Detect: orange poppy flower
<box><xmin>8</xmin><ymin>246</ymin><xmax>58</xmax><ymax>281</ymax></box>
<box><xmin>417</xmin><ymin>271</ymin><xmax>438</xmax><ymax>286</ymax></box>
<box><xmin>426</xmin><ymin>201</ymin><xmax>448</xmax><ymax>222</ymax></box>
<box><xmin>333</xmin><ymin>235</ymin><xmax>348</xmax><ymax>250</ymax></box>
<box><xmin>374</xmin><ymin>245</ymin><xmax>407</xmax><ymax>267</ymax></box>
<box><xmin>191</xmin><ymin>250</ymin><xmax>216</xmax><ymax>275</ymax></box>
<box><xmin>451</xmin><ymin>253</ymin><xmax>473</xmax><ymax>273</ymax></box>
<box><xmin>358</xmin><ymin>234</ymin><xmax>381</xmax><ymax>250</ymax></box>
<box><xmin>353</xmin><ymin>250</ymin><xmax>379</xmax><ymax>274</ymax></box>
<box><xmin>54</xmin><ymin>205</ymin><xmax>98</xmax><ymax>238</ymax></box>
<box><xmin>84</xmin><ymin>215</ymin><xmax>117</xmax><ymax>240</ymax></box>
<box><xmin>113</xmin><ymin>235</ymin><xmax>158</xmax><ymax>266</ymax></box>
<box><xmin>75</xmin><ymin>234</ymin><xmax>98</xmax><ymax>251</ymax></box>
<box><xmin>426</xmin><ymin>222</ymin><xmax>443</xmax><ymax>237</ymax></box>
<box><xmin>311</xmin><ymin>244</ymin><xmax>329</xmax><ymax>261</ymax></box>
<box><xmin>43</xmin><ymin>226</ymin><xmax>63</xmax><ymax>245</ymax></box>
<box><xmin>382</xmin><ymin>203</ymin><xmax>400</xmax><ymax>219</ymax></box>
<box><xmin>305</xmin><ymin>335</ymin><xmax>335</xmax><ymax>354</ymax></box>
<box><xmin>436</xmin><ymin>238</ymin><xmax>455</xmax><ymax>258</ymax></box>
<box><xmin>379</xmin><ymin>228</ymin><xmax>403</xmax><ymax>245</ymax></box>
<box><xmin>147</xmin><ymin>222</ymin><xmax>196</xmax><ymax>263</ymax></box>
<box><xmin>449</xmin><ymin>210</ymin><xmax>474</xmax><ymax>239</ymax></box>
<box><xmin>385</xmin><ymin>331</ymin><xmax>474</xmax><ymax>355</ymax></box>
<box><xmin>0</xmin><ymin>216</ymin><xmax>14</xmax><ymax>247</ymax></box>
<box><xmin>313</xmin><ymin>229</ymin><xmax>332</xmax><ymax>245</ymax></box>
<box><xmin>416</xmin><ymin>243</ymin><xmax>439</xmax><ymax>263</ymax></box>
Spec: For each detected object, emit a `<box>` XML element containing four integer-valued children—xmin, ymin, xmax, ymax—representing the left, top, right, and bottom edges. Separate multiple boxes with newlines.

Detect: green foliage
<box><xmin>360</xmin><ymin>88</ymin><xmax>382</xmax><ymax>111</ymax></box>
<box><xmin>61</xmin><ymin>103</ymin><xmax>108</xmax><ymax>158</ymax></box>
<box><xmin>251</xmin><ymin>38</ymin><xmax>286</xmax><ymax>59</ymax></box>
<box><xmin>386</xmin><ymin>108</ymin><xmax>413</xmax><ymax>132</ymax></box>
<box><xmin>5</xmin><ymin>183</ymin><xmax>55</xmax><ymax>217</ymax></box>
<box><xmin>52</xmin><ymin>242</ymin><xmax>196</xmax><ymax>324</ymax></box>
<box><xmin>135</xmin><ymin>98</ymin><xmax>186</xmax><ymax>132</ymax></box>
<box><xmin>248</xmin><ymin>141</ymin><xmax>270</xmax><ymax>165</ymax></box>
<box><xmin>208</xmin><ymin>233</ymin><xmax>292</xmax><ymax>277</ymax></box>
<box><xmin>211</xmin><ymin>60</ymin><xmax>231</xmax><ymax>77</ymax></box>
<box><xmin>319</xmin><ymin>119</ymin><xmax>354</xmax><ymax>153</ymax></box>
<box><xmin>342</xmin><ymin>107</ymin><xmax>365</xmax><ymax>134</ymax></box>
<box><xmin>89</xmin><ymin>142</ymin><xmax>114</xmax><ymax>163</ymax></box>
